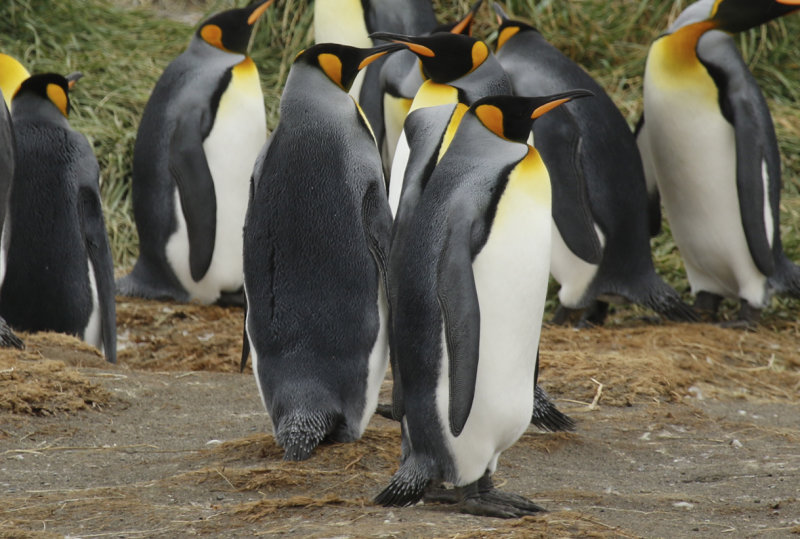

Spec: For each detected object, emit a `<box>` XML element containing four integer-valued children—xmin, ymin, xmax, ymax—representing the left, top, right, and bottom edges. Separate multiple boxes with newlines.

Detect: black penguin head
<box><xmin>369</xmin><ymin>32</ymin><xmax>490</xmax><ymax>83</ymax></box>
<box><xmin>436</xmin><ymin>0</ymin><xmax>484</xmax><ymax>36</ymax></box>
<box><xmin>197</xmin><ymin>0</ymin><xmax>273</xmax><ymax>54</ymax></box>
<box><xmin>708</xmin><ymin>0</ymin><xmax>800</xmax><ymax>32</ymax></box>
<box><xmin>492</xmin><ymin>2</ymin><xmax>538</xmax><ymax>51</ymax></box>
<box><xmin>294</xmin><ymin>42</ymin><xmax>406</xmax><ymax>91</ymax></box>
<box><xmin>13</xmin><ymin>72</ymin><xmax>82</xmax><ymax>118</ymax></box>
<box><xmin>470</xmin><ymin>90</ymin><xmax>593</xmax><ymax>143</ymax></box>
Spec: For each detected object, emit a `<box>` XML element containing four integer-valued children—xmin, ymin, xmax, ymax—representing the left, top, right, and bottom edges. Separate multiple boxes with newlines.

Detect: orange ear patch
<box><xmin>470</xmin><ymin>41</ymin><xmax>489</xmax><ymax>72</ymax></box>
<box><xmin>475</xmin><ymin>104</ymin><xmax>504</xmax><ymax>137</ymax></box>
<box><xmin>200</xmin><ymin>24</ymin><xmax>225</xmax><ymax>50</ymax></box>
<box><xmin>318</xmin><ymin>53</ymin><xmax>343</xmax><ymax>88</ymax></box>
<box><xmin>46</xmin><ymin>83</ymin><xmax>68</xmax><ymax>117</ymax></box>
<box><xmin>496</xmin><ymin>26</ymin><xmax>520</xmax><ymax>51</ymax></box>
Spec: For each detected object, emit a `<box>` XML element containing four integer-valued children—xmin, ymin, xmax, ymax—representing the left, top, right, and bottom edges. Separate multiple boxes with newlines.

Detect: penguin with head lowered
<box><xmin>376</xmin><ymin>90</ymin><xmax>591</xmax><ymax>517</ymax></box>
<box><xmin>637</xmin><ymin>0</ymin><xmax>800</xmax><ymax>325</ymax></box>
<box><xmin>314</xmin><ymin>0</ymin><xmax>438</xmax><ymax>154</ymax></box>
<box><xmin>372</xmin><ymin>31</ymin><xmax>511</xmax><ymax>219</ymax></box>
<box><xmin>0</xmin><ymin>73</ymin><xmax>115</xmax><ymax>361</ymax></box>
<box><xmin>117</xmin><ymin>0</ymin><xmax>272</xmax><ymax>305</ymax></box>
<box><xmin>242</xmin><ymin>42</ymin><xmax>403</xmax><ymax>461</ymax></box>
<box><xmin>493</xmin><ymin>4</ymin><xmax>697</xmax><ymax>326</ymax></box>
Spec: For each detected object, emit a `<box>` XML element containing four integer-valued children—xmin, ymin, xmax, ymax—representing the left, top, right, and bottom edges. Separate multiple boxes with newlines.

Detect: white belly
<box><xmin>550</xmin><ymin>218</ymin><xmax>604</xmax><ymax>308</ymax></box>
<box><xmin>357</xmin><ymin>280</ymin><xmax>390</xmax><ymax>434</ymax></box>
<box><xmin>436</xmin><ymin>173</ymin><xmax>551</xmax><ymax>486</ymax></box>
<box><xmin>642</xmin><ymin>80</ymin><xmax>768</xmax><ymax>305</ymax></box>
<box><xmin>166</xmin><ymin>69</ymin><xmax>267</xmax><ymax>304</ymax></box>
<box><xmin>83</xmin><ymin>259</ymin><xmax>103</xmax><ymax>353</ymax></box>
<box><xmin>388</xmin><ymin>129</ymin><xmax>410</xmax><ymax>217</ymax></box>
<box><xmin>382</xmin><ymin>94</ymin><xmax>411</xmax><ymax>172</ymax></box>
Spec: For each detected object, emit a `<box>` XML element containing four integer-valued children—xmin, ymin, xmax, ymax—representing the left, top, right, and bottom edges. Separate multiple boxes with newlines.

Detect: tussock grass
<box><xmin>1</xmin><ymin>0</ymin><xmax>798</xmax><ymax>315</ymax></box>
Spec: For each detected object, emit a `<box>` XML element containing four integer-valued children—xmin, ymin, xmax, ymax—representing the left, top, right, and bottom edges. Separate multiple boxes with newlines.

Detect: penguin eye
<box><xmin>317</xmin><ymin>53</ymin><xmax>343</xmax><ymax>89</ymax></box>
<box><xmin>46</xmin><ymin>83</ymin><xmax>69</xmax><ymax>117</ymax></box>
<box><xmin>200</xmin><ymin>24</ymin><xmax>225</xmax><ymax>50</ymax></box>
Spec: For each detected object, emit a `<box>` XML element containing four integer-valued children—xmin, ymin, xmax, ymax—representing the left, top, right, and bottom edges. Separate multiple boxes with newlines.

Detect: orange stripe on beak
<box><xmin>248</xmin><ymin>0</ymin><xmax>274</xmax><ymax>25</ymax></box>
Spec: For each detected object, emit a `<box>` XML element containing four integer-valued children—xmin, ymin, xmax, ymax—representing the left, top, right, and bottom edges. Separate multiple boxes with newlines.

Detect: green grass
<box><xmin>1</xmin><ymin>0</ymin><xmax>799</xmax><ymax>317</ymax></box>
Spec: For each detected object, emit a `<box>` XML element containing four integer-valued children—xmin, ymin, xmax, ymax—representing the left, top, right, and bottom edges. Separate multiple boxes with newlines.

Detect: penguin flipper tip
<box><xmin>532</xmin><ymin>385</ymin><xmax>575</xmax><ymax>432</ymax></box>
<box><xmin>276</xmin><ymin>410</ymin><xmax>338</xmax><ymax>462</ymax></box>
<box><xmin>374</xmin><ymin>458</ymin><xmax>432</xmax><ymax>507</ymax></box>
<box><xmin>0</xmin><ymin>318</ymin><xmax>24</xmax><ymax>350</ymax></box>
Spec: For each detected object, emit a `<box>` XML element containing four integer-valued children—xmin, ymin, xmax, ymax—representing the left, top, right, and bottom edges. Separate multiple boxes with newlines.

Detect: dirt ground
<box><xmin>1</xmin><ymin>297</ymin><xmax>799</xmax><ymax>538</ymax></box>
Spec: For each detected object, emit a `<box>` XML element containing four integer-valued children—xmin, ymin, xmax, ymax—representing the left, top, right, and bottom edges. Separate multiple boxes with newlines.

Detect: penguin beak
<box><xmin>776</xmin><ymin>0</ymin><xmax>800</xmax><ymax>4</ymax></box>
<box><xmin>247</xmin><ymin>0</ymin><xmax>274</xmax><ymax>25</ymax></box>
<box><xmin>358</xmin><ymin>43</ymin><xmax>407</xmax><ymax>70</ymax></box>
<box><xmin>65</xmin><ymin>71</ymin><xmax>83</xmax><ymax>90</ymax></box>
<box><xmin>492</xmin><ymin>2</ymin><xmax>511</xmax><ymax>24</ymax></box>
<box><xmin>369</xmin><ymin>33</ymin><xmax>436</xmax><ymax>57</ymax></box>
<box><xmin>450</xmin><ymin>0</ymin><xmax>484</xmax><ymax>35</ymax></box>
<box><xmin>530</xmin><ymin>89</ymin><xmax>593</xmax><ymax>119</ymax></box>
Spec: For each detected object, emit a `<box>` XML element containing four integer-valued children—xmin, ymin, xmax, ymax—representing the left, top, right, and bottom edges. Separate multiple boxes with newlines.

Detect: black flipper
<box><xmin>698</xmin><ymin>32</ymin><xmax>775</xmax><ymax>277</ymax></box>
<box><xmin>168</xmin><ymin>108</ymin><xmax>217</xmax><ymax>282</ymax></box>
<box><xmin>375</xmin><ymin>454</ymin><xmax>434</xmax><ymax>507</ymax></box>
<box><xmin>78</xmin><ymin>187</ymin><xmax>117</xmax><ymax>363</ymax></box>
<box><xmin>532</xmin><ymin>385</ymin><xmax>575</xmax><ymax>432</ymax></box>
<box><xmin>0</xmin><ymin>317</ymin><xmax>23</xmax><ymax>349</ymax></box>
<box><xmin>276</xmin><ymin>410</ymin><xmax>338</xmax><ymax>461</ymax></box>
<box><xmin>539</xmin><ymin>107</ymin><xmax>602</xmax><ymax>264</ymax></box>
<box><xmin>436</xmin><ymin>207</ymin><xmax>480</xmax><ymax>437</ymax></box>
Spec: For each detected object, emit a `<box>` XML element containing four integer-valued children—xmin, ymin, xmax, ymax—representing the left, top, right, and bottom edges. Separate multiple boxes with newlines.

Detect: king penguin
<box><xmin>376</xmin><ymin>91</ymin><xmax>591</xmax><ymax>517</ymax></box>
<box><xmin>493</xmin><ymin>4</ymin><xmax>697</xmax><ymax>326</ymax></box>
<box><xmin>242</xmin><ymin>42</ymin><xmax>403</xmax><ymax>461</ymax></box>
<box><xmin>370</xmin><ymin>31</ymin><xmax>511</xmax><ymax>219</ymax></box>
<box><xmin>117</xmin><ymin>0</ymin><xmax>272</xmax><ymax>305</ymax></box>
<box><xmin>0</xmin><ymin>53</ymin><xmax>28</xmax><ymax>350</ymax></box>
<box><xmin>0</xmin><ymin>73</ymin><xmax>116</xmax><ymax>361</ymax></box>
<box><xmin>637</xmin><ymin>0</ymin><xmax>800</xmax><ymax>324</ymax></box>
<box><xmin>315</xmin><ymin>0</ymin><xmax>438</xmax><ymax>157</ymax></box>
<box><xmin>378</xmin><ymin>0</ymin><xmax>483</xmax><ymax>177</ymax></box>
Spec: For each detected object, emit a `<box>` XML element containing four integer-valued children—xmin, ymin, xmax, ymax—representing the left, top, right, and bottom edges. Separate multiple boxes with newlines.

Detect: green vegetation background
<box><xmin>1</xmin><ymin>0</ymin><xmax>798</xmax><ymax>316</ymax></box>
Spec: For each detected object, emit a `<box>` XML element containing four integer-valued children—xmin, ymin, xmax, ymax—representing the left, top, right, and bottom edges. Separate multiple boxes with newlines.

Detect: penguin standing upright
<box><xmin>117</xmin><ymin>0</ymin><xmax>272</xmax><ymax>305</ymax></box>
<box><xmin>378</xmin><ymin>0</ymin><xmax>483</xmax><ymax>176</ymax></box>
<box><xmin>637</xmin><ymin>0</ymin><xmax>800</xmax><ymax>324</ymax></box>
<box><xmin>371</xmin><ymin>32</ymin><xmax>511</xmax><ymax>218</ymax></box>
<box><xmin>376</xmin><ymin>91</ymin><xmax>591</xmax><ymax>517</ymax></box>
<box><xmin>314</xmin><ymin>0</ymin><xmax>438</xmax><ymax>158</ymax></box>
<box><xmin>0</xmin><ymin>73</ymin><xmax>115</xmax><ymax>361</ymax></box>
<box><xmin>493</xmin><ymin>4</ymin><xmax>696</xmax><ymax>326</ymax></box>
<box><xmin>242</xmin><ymin>42</ymin><xmax>402</xmax><ymax>461</ymax></box>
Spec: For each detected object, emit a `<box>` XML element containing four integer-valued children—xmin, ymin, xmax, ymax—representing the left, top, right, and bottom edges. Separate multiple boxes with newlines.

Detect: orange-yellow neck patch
<box><xmin>437</xmin><ymin>103</ymin><xmax>469</xmax><ymax>162</ymax></box>
<box><xmin>46</xmin><ymin>83</ymin><xmax>68</xmax><ymax>117</ymax></box>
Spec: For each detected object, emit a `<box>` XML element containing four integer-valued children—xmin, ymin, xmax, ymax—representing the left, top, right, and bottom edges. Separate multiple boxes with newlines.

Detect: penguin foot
<box><xmin>375</xmin><ymin>403</ymin><xmax>395</xmax><ymax>420</ymax></box>
<box><xmin>422</xmin><ymin>483</ymin><xmax>460</xmax><ymax>504</ymax></box>
<box><xmin>549</xmin><ymin>305</ymin><xmax>580</xmax><ymax>326</ymax></box>
<box><xmin>577</xmin><ymin>301</ymin><xmax>609</xmax><ymax>327</ymax></box>
<box><xmin>456</xmin><ymin>476</ymin><xmax>544</xmax><ymax>518</ymax></box>
<box><xmin>694</xmin><ymin>291</ymin><xmax>723</xmax><ymax>322</ymax></box>
<box><xmin>216</xmin><ymin>289</ymin><xmax>245</xmax><ymax>308</ymax></box>
<box><xmin>719</xmin><ymin>300</ymin><xmax>760</xmax><ymax>329</ymax></box>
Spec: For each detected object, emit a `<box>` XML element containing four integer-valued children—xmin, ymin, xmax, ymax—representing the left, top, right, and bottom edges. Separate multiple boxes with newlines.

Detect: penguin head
<box><xmin>492</xmin><ymin>2</ymin><xmax>538</xmax><ymax>51</ymax></box>
<box><xmin>369</xmin><ymin>32</ymin><xmax>490</xmax><ymax>83</ymax></box>
<box><xmin>12</xmin><ymin>72</ymin><xmax>82</xmax><ymax>118</ymax></box>
<box><xmin>0</xmin><ymin>53</ymin><xmax>30</xmax><ymax>109</ymax></box>
<box><xmin>709</xmin><ymin>0</ymin><xmax>800</xmax><ymax>32</ymax></box>
<box><xmin>470</xmin><ymin>90</ymin><xmax>593</xmax><ymax>142</ymax></box>
<box><xmin>197</xmin><ymin>0</ymin><xmax>274</xmax><ymax>54</ymax></box>
<box><xmin>436</xmin><ymin>0</ymin><xmax>484</xmax><ymax>36</ymax></box>
<box><xmin>294</xmin><ymin>42</ymin><xmax>405</xmax><ymax>91</ymax></box>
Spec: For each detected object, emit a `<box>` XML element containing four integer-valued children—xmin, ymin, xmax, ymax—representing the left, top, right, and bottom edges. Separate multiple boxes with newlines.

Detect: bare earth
<box><xmin>1</xmin><ymin>297</ymin><xmax>799</xmax><ymax>538</ymax></box>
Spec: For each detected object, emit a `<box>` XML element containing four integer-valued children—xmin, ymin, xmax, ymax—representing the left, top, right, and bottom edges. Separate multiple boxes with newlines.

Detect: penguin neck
<box><xmin>11</xmin><ymin>94</ymin><xmax>71</xmax><ymax>127</ymax></box>
<box><xmin>652</xmin><ymin>20</ymin><xmax>717</xmax><ymax>76</ymax></box>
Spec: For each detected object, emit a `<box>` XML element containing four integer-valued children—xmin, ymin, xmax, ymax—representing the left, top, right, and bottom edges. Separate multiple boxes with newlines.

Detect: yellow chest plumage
<box><xmin>646</xmin><ymin>21</ymin><xmax>719</xmax><ymax>101</ymax></box>
<box><xmin>493</xmin><ymin>147</ymin><xmax>551</xmax><ymax>228</ymax></box>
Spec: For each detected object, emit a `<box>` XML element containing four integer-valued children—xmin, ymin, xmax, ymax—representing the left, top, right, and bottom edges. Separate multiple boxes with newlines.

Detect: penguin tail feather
<box><xmin>0</xmin><ymin>317</ymin><xmax>24</xmax><ymax>349</ymax></box>
<box><xmin>374</xmin><ymin>455</ymin><xmax>434</xmax><ymax>507</ymax></box>
<box><xmin>275</xmin><ymin>409</ymin><xmax>338</xmax><ymax>461</ymax></box>
<box><xmin>642</xmin><ymin>280</ymin><xmax>699</xmax><ymax>322</ymax></box>
<box><xmin>770</xmin><ymin>256</ymin><xmax>800</xmax><ymax>298</ymax></box>
<box><xmin>532</xmin><ymin>385</ymin><xmax>575</xmax><ymax>432</ymax></box>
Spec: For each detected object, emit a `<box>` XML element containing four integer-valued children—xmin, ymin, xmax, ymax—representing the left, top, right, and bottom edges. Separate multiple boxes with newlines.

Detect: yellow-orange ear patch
<box><xmin>46</xmin><ymin>83</ymin><xmax>68</xmax><ymax>117</ymax></box>
<box><xmin>470</xmin><ymin>41</ymin><xmax>489</xmax><ymax>72</ymax></box>
<box><xmin>200</xmin><ymin>24</ymin><xmax>225</xmax><ymax>50</ymax></box>
<box><xmin>475</xmin><ymin>104</ymin><xmax>504</xmax><ymax>137</ymax></box>
<box><xmin>318</xmin><ymin>53</ymin><xmax>343</xmax><ymax>88</ymax></box>
<box><xmin>497</xmin><ymin>26</ymin><xmax>520</xmax><ymax>51</ymax></box>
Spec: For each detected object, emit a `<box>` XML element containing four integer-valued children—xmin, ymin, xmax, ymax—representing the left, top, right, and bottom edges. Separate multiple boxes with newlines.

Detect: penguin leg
<box><xmin>456</xmin><ymin>473</ymin><xmax>545</xmax><ymax>518</ymax></box>
<box><xmin>549</xmin><ymin>304</ymin><xmax>581</xmax><ymax>326</ymax></box>
<box><xmin>375</xmin><ymin>403</ymin><xmax>394</xmax><ymax>419</ymax></box>
<box><xmin>694</xmin><ymin>291</ymin><xmax>722</xmax><ymax>322</ymax></box>
<box><xmin>576</xmin><ymin>300</ymin><xmax>609</xmax><ymax>328</ymax></box>
<box><xmin>719</xmin><ymin>300</ymin><xmax>760</xmax><ymax>329</ymax></box>
<box><xmin>216</xmin><ymin>288</ymin><xmax>245</xmax><ymax>307</ymax></box>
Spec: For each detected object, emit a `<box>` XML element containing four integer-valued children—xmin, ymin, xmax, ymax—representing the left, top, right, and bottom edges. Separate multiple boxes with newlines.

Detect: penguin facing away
<box><xmin>117</xmin><ymin>0</ymin><xmax>272</xmax><ymax>305</ymax></box>
<box><xmin>637</xmin><ymin>0</ymin><xmax>800</xmax><ymax>324</ymax></box>
<box><xmin>0</xmin><ymin>73</ymin><xmax>115</xmax><ymax>361</ymax></box>
<box><xmin>376</xmin><ymin>90</ymin><xmax>591</xmax><ymax>517</ymax></box>
<box><xmin>371</xmin><ymin>31</ymin><xmax>511</xmax><ymax>219</ymax></box>
<box><xmin>493</xmin><ymin>4</ymin><xmax>697</xmax><ymax>326</ymax></box>
<box><xmin>378</xmin><ymin>0</ymin><xmax>484</xmax><ymax>177</ymax></box>
<box><xmin>242</xmin><ymin>42</ymin><xmax>402</xmax><ymax>461</ymax></box>
<box><xmin>314</xmin><ymin>0</ymin><xmax>438</xmax><ymax>152</ymax></box>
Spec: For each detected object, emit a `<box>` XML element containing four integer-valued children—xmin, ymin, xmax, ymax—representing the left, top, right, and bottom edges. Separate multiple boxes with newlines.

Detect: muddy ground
<box><xmin>1</xmin><ymin>296</ymin><xmax>799</xmax><ymax>538</ymax></box>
